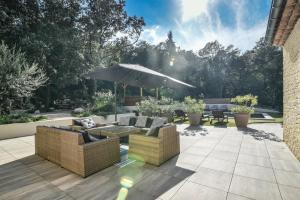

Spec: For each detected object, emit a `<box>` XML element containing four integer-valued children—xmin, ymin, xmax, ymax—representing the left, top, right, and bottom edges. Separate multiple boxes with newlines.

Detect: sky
<box><xmin>125</xmin><ymin>0</ymin><xmax>271</xmax><ymax>52</ymax></box>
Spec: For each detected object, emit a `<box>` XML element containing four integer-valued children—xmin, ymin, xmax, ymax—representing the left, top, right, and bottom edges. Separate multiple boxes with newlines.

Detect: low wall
<box><xmin>0</xmin><ymin>113</ymin><xmax>136</xmax><ymax>140</ymax></box>
<box><xmin>0</xmin><ymin>118</ymin><xmax>74</xmax><ymax>140</ymax></box>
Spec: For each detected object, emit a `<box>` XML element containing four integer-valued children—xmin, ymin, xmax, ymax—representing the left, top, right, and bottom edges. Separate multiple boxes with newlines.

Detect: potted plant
<box><xmin>230</xmin><ymin>94</ymin><xmax>258</xmax><ymax>127</ymax></box>
<box><xmin>159</xmin><ymin>105</ymin><xmax>175</xmax><ymax>122</ymax></box>
<box><xmin>184</xmin><ymin>96</ymin><xmax>205</xmax><ymax>126</ymax></box>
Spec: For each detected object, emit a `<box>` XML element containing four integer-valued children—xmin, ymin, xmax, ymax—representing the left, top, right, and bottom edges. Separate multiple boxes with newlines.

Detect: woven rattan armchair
<box><xmin>128</xmin><ymin>125</ymin><xmax>180</xmax><ymax>166</ymax></box>
<box><xmin>35</xmin><ymin>126</ymin><xmax>120</xmax><ymax>177</ymax></box>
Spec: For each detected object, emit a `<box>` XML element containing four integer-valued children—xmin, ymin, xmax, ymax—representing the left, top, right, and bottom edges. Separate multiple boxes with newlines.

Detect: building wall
<box><xmin>283</xmin><ymin>19</ymin><xmax>300</xmax><ymax>160</ymax></box>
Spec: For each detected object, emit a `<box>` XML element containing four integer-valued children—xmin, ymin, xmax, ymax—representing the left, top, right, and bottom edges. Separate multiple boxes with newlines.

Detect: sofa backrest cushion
<box><xmin>119</xmin><ymin>116</ymin><xmax>131</xmax><ymax>126</ymax></box>
<box><xmin>135</xmin><ymin>116</ymin><xmax>148</xmax><ymax>128</ymax></box>
<box><xmin>150</xmin><ymin>118</ymin><xmax>165</xmax><ymax>129</ymax></box>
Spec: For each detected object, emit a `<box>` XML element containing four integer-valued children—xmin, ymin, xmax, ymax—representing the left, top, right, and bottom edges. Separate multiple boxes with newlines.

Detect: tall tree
<box><xmin>0</xmin><ymin>42</ymin><xmax>47</xmax><ymax>114</ymax></box>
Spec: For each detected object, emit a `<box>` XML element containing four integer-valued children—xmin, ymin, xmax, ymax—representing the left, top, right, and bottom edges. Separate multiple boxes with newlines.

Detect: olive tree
<box><xmin>0</xmin><ymin>42</ymin><xmax>48</xmax><ymax>114</ymax></box>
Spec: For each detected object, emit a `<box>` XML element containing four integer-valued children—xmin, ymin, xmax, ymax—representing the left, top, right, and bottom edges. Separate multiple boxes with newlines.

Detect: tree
<box><xmin>0</xmin><ymin>0</ymin><xmax>145</xmax><ymax>109</ymax></box>
<box><xmin>0</xmin><ymin>42</ymin><xmax>47</xmax><ymax>114</ymax></box>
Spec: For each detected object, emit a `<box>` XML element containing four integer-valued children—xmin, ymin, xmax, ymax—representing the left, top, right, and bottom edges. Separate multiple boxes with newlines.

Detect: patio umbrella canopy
<box><xmin>87</xmin><ymin>63</ymin><xmax>195</xmax><ymax>121</ymax></box>
<box><xmin>87</xmin><ymin>63</ymin><xmax>195</xmax><ymax>89</ymax></box>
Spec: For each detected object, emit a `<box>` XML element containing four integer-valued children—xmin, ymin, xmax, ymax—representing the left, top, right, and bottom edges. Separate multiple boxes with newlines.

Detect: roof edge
<box><xmin>265</xmin><ymin>0</ymin><xmax>287</xmax><ymax>44</ymax></box>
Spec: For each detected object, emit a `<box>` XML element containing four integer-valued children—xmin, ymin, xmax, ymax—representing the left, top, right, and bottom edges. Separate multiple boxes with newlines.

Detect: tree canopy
<box><xmin>0</xmin><ymin>0</ymin><xmax>283</xmax><ymax>112</ymax></box>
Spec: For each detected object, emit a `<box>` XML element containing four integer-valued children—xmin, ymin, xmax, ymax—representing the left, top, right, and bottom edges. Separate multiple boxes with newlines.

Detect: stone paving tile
<box><xmin>200</xmin><ymin>157</ymin><xmax>236</xmax><ymax>173</ymax></box>
<box><xmin>239</xmin><ymin>146</ymin><xmax>269</xmax><ymax>158</ymax></box>
<box><xmin>234</xmin><ymin>163</ymin><xmax>276</xmax><ymax>183</ymax></box>
<box><xmin>268</xmin><ymin>151</ymin><xmax>298</xmax><ymax>161</ymax></box>
<box><xmin>271</xmin><ymin>159</ymin><xmax>300</xmax><ymax>173</ymax></box>
<box><xmin>177</xmin><ymin>153</ymin><xmax>206</xmax><ymax>167</ymax></box>
<box><xmin>184</xmin><ymin>146</ymin><xmax>212</xmax><ymax>156</ymax></box>
<box><xmin>214</xmin><ymin>144</ymin><xmax>240</xmax><ymax>153</ymax></box>
<box><xmin>237</xmin><ymin>153</ymin><xmax>272</xmax><ymax>168</ymax></box>
<box><xmin>229</xmin><ymin>175</ymin><xmax>282</xmax><ymax>200</ymax></box>
<box><xmin>226</xmin><ymin>193</ymin><xmax>252</xmax><ymax>200</ymax></box>
<box><xmin>172</xmin><ymin>181</ymin><xmax>227</xmax><ymax>200</ymax></box>
<box><xmin>189</xmin><ymin>167</ymin><xmax>232</xmax><ymax>191</ymax></box>
<box><xmin>158</xmin><ymin>178</ymin><xmax>187</xmax><ymax>200</ymax></box>
<box><xmin>274</xmin><ymin>170</ymin><xmax>300</xmax><ymax>188</ymax></box>
<box><xmin>209</xmin><ymin>150</ymin><xmax>239</xmax><ymax>162</ymax></box>
<box><xmin>279</xmin><ymin>184</ymin><xmax>300</xmax><ymax>200</ymax></box>
<box><xmin>134</xmin><ymin>171</ymin><xmax>184</xmax><ymax>198</ymax></box>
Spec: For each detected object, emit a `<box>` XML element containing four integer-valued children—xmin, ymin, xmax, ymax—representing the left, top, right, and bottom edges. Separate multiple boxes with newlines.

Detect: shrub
<box><xmin>158</xmin><ymin>96</ymin><xmax>174</xmax><ymax>105</ymax></box>
<box><xmin>183</xmin><ymin>96</ymin><xmax>205</xmax><ymax>114</ymax></box>
<box><xmin>136</xmin><ymin>97</ymin><xmax>160</xmax><ymax>116</ymax></box>
<box><xmin>0</xmin><ymin>113</ymin><xmax>47</xmax><ymax>125</ymax></box>
<box><xmin>91</xmin><ymin>90</ymin><xmax>114</xmax><ymax>113</ymax></box>
<box><xmin>230</xmin><ymin>94</ymin><xmax>258</xmax><ymax>114</ymax></box>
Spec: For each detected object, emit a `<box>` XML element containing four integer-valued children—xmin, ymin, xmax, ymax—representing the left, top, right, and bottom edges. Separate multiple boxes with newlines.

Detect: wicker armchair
<box><xmin>35</xmin><ymin>126</ymin><xmax>120</xmax><ymax>177</ymax></box>
<box><xmin>128</xmin><ymin>125</ymin><xmax>180</xmax><ymax>166</ymax></box>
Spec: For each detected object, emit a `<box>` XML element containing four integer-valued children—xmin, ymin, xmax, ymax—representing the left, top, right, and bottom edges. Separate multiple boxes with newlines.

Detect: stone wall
<box><xmin>283</xmin><ymin>19</ymin><xmax>300</xmax><ymax>160</ymax></box>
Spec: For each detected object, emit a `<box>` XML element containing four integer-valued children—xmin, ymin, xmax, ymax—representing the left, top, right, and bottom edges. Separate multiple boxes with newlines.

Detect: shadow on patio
<box><xmin>0</xmin><ymin>154</ymin><xmax>194</xmax><ymax>200</ymax></box>
<box><xmin>238</xmin><ymin>127</ymin><xmax>282</xmax><ymax>142</ymax></box>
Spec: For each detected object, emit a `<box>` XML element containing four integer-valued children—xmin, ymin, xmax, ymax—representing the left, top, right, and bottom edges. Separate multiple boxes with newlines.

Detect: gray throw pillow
<box><xmin>129</xmin><ymin>117</ymin><xmax>137</xmax><ymax>126</ymax></box>
<box><xmin>119</xmin><ymin>116</ymin><xmax>131</xmax><ymax>126</ymax></box>
<box><xmin>135</xmin><ymin>116</ymin><xmax>148</xmax><ymax>128</ymax></box>
<box><xmin>146</xmin><ymin>126</ymin><xmax>160</xmax><ymax>137</ymax></box>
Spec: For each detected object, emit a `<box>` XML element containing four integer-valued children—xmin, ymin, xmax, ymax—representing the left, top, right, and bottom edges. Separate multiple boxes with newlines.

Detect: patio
<box><xmin>0</xmin><ymin>124</ymin><xmax>300</xmax><ymax>200</ymax></box>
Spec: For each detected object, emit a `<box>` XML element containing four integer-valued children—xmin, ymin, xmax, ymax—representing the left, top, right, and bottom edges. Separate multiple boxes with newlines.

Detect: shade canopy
<box><xmin>87</xmin><ymin>63</ymin><xmax>195</xmax><ymax>89</ymax></box>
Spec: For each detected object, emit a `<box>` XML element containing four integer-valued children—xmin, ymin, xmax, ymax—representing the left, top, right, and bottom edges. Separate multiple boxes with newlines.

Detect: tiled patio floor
<box><xmin>0</xmin><ymin>124</ymin><xmax>300</xmax><ymax>200</ymax></box>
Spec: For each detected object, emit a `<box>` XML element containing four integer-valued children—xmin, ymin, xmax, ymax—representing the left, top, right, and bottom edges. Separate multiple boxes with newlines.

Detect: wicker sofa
<box><xmin>35</xmin><ymin>126</ymin><xmax>120</xmax><ymax>177</ymax></box>
<box><xmin>128</xmin><ymin>124</ymin><xmax>180</xmax><ymax>166</ymax></box>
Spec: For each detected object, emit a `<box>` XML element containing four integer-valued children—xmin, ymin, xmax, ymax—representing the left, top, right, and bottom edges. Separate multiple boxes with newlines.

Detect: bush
<box><xmin>230</xmin><ymin>94</ymin><xmax>258</xmax><ymax>114</ymax></box>
<box><xmin>183</xmin><ymin>96</ymin><xmax>205</xmax><ymax>114</ymax></box>
<box><xmin>91</xmin><ymin>90</ymin><xmax>114</xmax><ymax>114</ymax></box>
<box><xmin>136</xmin><ymin>97</ymin><xmax>160</xmax><ymax>116</ymax></box>
<box><xmin>158</xmin><ymin>96</ymin><xmax>174</xmax><ymax>105</ymax></box>
<box><xmin>0</xmin><ymin>113</ymin><xmax>47</xmax><ymax>125</ymax></box>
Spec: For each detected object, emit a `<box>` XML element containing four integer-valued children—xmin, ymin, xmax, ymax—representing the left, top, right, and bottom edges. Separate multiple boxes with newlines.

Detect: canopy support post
<box><xmin>122</xmin><ymin>84</ymin><xmax>127</xmax><ymax>98</ymax></box>
<box><xmin>140</xmin><ymin>87</ymin><xmax>143</xmax><ymax>97</ymax></box>
<box><xmin>156</xmin><ymin>88</ymin><xmax>159</xmax><ymax>99</ymax></box>
<box><xmin>114</xmin><ymin>82</ymin><xmax>117</xmax><ymax>122</ymax></box>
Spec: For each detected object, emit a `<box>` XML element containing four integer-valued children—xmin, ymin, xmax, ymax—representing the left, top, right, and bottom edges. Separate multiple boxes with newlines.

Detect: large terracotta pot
<box><xmin>188</xmin><ymin>113</ymin><xmax>202</xmax><ymax>126</ymax></box>
<box><xmin>234</xmin><ymin>113</ymin><xmax>250</xmax><ymax>127</ymax></box>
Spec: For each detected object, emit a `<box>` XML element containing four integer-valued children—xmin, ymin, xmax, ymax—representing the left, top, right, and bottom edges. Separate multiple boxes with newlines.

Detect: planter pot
<box><xmin>234</xmin><ymin>113</ymin><xmax>250</xmax><ymax>127</ymax></box>
<box><xmin>188</xmin><ymin>113</ymin><xmax>202</xmax><ymax>126</ymax></box>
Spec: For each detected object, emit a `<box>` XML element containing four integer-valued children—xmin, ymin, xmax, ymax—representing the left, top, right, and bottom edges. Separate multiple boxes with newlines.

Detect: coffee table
<box><xmin>89</xmin><ymin>125</ymin><xmax>141</xmax><ymax>143</ymax></box>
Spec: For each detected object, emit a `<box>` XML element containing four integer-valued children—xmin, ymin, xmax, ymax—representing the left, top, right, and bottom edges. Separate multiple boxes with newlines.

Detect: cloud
<box><xmin>139</xmin><ymin>26</ymin><xmax>167</xmax><ymax>45</ymax></box>
<box><xmin>180</xmin><ymin>0</ymin><xmax>212</xmax><ymax>22</ymax></box>
<box><xmin>139</xmin><ymin>0</ymin><xmax>268</xmax><ymax>52</ymax></box>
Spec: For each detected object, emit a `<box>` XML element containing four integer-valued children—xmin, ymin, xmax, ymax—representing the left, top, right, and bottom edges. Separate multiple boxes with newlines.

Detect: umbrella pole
<box><xmin>114</xmin><ymin>82</ymin><xmax>117</xmax><ymax>122</ymax></box>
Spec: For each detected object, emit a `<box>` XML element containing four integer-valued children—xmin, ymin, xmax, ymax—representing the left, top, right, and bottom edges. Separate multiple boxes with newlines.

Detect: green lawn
<box><xmin>174</xmin><ymin>112</ymin><xmax>283</xmax><ymax>127</ymax></box>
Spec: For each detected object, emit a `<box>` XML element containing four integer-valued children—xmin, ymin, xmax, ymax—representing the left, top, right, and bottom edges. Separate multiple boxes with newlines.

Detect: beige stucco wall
<box><xmin>283</xmin><ymin>19</ymin><xmax>300</xmax><ymax>160</ymax></box>
<box><xmin>0</xmin><ymin>118</ymin><xmax>74</xmax><ymax>140</ymax></box>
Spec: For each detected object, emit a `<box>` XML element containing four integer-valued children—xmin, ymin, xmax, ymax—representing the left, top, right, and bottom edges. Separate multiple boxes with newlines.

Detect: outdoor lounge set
<box><xmin>35</xmin><ymin>116</ymin><xmax>180</xmax><ymax>177</ymax></box>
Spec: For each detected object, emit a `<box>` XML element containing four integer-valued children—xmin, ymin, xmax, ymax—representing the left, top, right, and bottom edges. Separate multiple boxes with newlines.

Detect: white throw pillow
<box><xmin>80</xmin><ymin>118</ymin><xmax>96</xmax><ymax>129</ymax></box>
